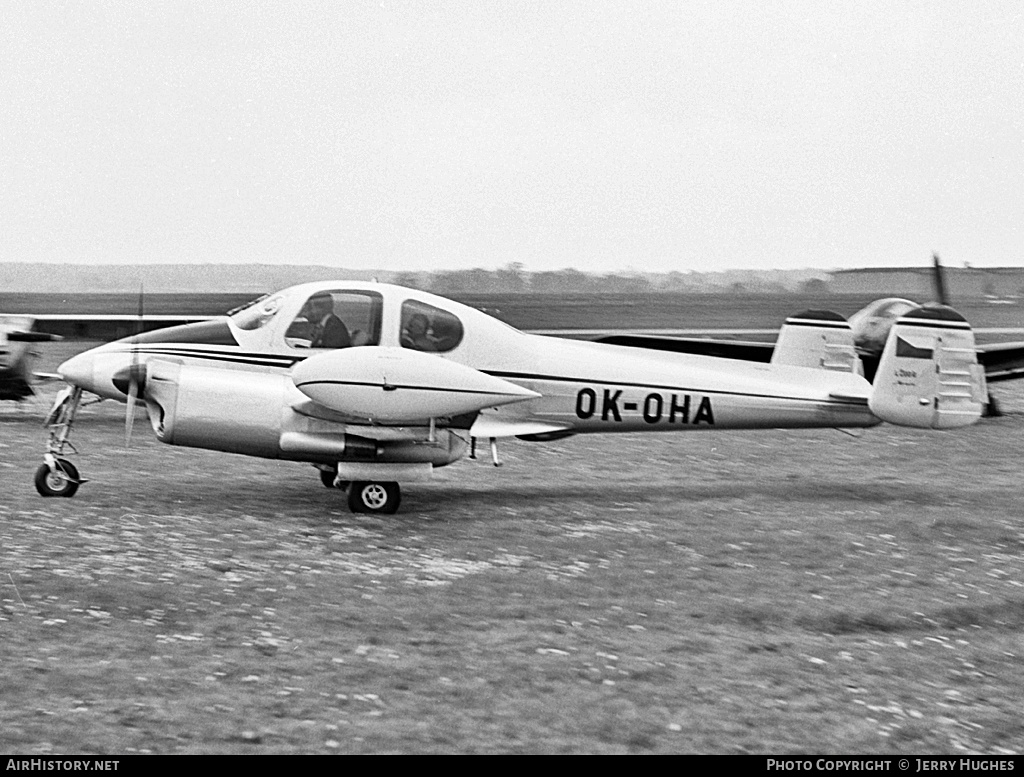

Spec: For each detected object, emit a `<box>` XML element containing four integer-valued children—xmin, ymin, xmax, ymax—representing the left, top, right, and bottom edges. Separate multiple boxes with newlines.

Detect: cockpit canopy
<box><xmin>228</xmin><ymin>284</ymin><xmax>468</xmax><ymax>354</ymax></box>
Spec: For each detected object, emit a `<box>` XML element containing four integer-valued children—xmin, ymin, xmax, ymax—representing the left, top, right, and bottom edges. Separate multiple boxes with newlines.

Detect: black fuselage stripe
<box><xmin>784</xmin><ymin>320</ymin><xmax>851</xmax><ymax>329</ymax></box>
<box><xmin>898</xmin><ymin>320</ymin><xmax>971</xmax><ymax>330</ymax></box>
<box><xmin>114</xmin><ymin>346</ymin><xmax>301</xmax><ymax>368</ymax></box>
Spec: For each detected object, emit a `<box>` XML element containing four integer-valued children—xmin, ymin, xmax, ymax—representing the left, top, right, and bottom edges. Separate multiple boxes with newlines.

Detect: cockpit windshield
<box><xmin>229</xmin><ymin>294</ymin><xmax>283</xmax><ymax>331</ymax></box>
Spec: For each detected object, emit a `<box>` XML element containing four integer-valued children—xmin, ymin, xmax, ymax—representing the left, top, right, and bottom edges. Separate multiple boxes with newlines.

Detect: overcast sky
<box><xmin>2</xmin><ymin>1</ymin><xmax>1022</xmax><ymax>273</ymax></box>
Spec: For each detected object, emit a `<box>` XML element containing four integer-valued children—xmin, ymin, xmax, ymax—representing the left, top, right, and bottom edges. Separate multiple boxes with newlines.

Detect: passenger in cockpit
<box><xmin>306</xmin><ymin>294</ymin><xmax>351</xmax><ymax>349</ymax></box>
<box><xmin>430</xmin><ymin>315</ymin><xmax>461</xmax><ymax>352</ymax></box>
<box><xmin>401</xmin><ymin>313</ymin><xmax>437</xmax><ymax>352</ymax></box>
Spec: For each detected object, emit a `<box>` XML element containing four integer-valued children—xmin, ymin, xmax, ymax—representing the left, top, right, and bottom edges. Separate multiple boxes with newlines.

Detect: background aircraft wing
<box><xmin>591</xmin><ymin>333</ymin><xmax>775</xmax><ymax>362</ymax></box>
<box><xmin>978</xmin><ymin>341</ymin><xmax>1024</xmax><ymax>383</ymax></box>
<box><xmin>587</xmin><ymin>330</ymin><xmax>1024</xmax><ymax>393</ymax></box>
<box><xmin>13</xmin><ymin>314</ymin><xmax>215</xmax><ymax>340</ymax></box>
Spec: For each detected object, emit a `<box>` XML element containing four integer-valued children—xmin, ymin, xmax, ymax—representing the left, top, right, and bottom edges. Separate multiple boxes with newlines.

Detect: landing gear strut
<box><xmin>36</xmin><ymin>386</ymin><xmax>87</xmax><ymax>498</ymax></box>
<box><xmin>316</xmin><ymin>465</ymin><xmax>350</xmax><ymax>491</ymax></box>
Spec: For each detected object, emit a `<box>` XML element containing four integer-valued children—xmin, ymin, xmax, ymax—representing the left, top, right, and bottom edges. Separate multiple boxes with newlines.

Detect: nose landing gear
<box><xmin>36</xmin><ymin>386</ymin><xmax>88</xmax><ymax>498</ymax></box>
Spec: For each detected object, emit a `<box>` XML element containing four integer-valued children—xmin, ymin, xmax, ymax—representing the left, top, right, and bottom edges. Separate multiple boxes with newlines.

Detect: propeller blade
<box><xmin>125</xmin><ymin>374</ymin><xmax>138</xmax><ymax>447</ymax></box>
<box><xmin>932</xmin><ymin>253</ymin><xmax>950</xmax><ymax>306</ymax></box>
<box><xmin>136</xmin><ymin>283</ymin><xmax>145</xmax><ymax>335</ymax></box>
<box><xmin>125</xmin><ymin>285</ymin><xmax>144</xmax><ymax>447</ymax></box>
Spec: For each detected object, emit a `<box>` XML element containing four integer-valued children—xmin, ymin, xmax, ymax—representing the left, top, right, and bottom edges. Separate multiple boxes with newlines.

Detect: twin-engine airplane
<box><xmin>37</xmin><ymin>280</ymin><xmax>989</xmax><ymax>513</ymax></box>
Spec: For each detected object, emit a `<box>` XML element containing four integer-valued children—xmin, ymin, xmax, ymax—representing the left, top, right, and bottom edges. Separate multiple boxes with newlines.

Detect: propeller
<box><xmin>931</xmin><ymin>252</ymin><xmax>950</xmax><ymax>307</ymax></box>
<box><xmin>125</xmin><ymin>285</ymin><xmax>145</xmax><ymax>447</ymax></box>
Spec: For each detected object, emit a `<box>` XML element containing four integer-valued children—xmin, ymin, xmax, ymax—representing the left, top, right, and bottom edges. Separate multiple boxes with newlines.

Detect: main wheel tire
<box><xmin>34</xmin><ymin>459</ymin><xmax>80</xmax><ymax>498</ymax></box>
<box><xmin>347</xmin><ymin>481</ymin><xmax>401</xmax><ymax>514</ymax></box>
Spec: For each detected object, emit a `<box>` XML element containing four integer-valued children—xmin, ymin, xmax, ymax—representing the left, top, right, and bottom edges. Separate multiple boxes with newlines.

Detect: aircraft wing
<box><xmin>978</xmin><ymin>341</ymin><xmax>1024</xmax><ymax>383</ymax></box>
<box><xmin>591</xmin><ymin>333</ymin><xmax>775</xmax><ymax>362</ymax></box>
<box><xmin>23</xmin><ymin>314</ymin><xmax>215</xmax><ymax>340</ymax></box>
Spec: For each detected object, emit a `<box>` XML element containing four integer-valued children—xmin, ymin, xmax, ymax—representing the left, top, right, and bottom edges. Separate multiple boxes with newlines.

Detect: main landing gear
<box><xmin>316</xmin><ymin>466</ymin><xmax>401</xmax><ymax>514</ymax></box>
<box><xmin>348</xmin><ymin>481</ymin><xmax>401</xmax><ymax>514</ymax></box>
<box><xmin>35</xmin><ymin>386</ymin><xmax>87</xmax><ymax>498</ymax></box>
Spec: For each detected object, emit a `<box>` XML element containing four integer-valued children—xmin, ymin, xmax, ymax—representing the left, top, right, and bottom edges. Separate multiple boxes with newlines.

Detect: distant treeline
<box><xmin>1</xmin><ymin>262</ymin><xmax>830</xmax><ymax>294</ymax></box>
<box><xmin>390</xmin><ymin>265</ymin><xmax>830</xmax><ymax>295</ymax></box>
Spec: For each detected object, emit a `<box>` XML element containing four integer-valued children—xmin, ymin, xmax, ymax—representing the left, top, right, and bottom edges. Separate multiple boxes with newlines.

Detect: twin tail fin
<box><xmin>771</xmin><ymin>310</ymin><xmax>860</xmax><ymax>374</ymax></box>
<box><xmin>868</xmin><ymin>306</ymin><xmax>984</xmax><ymax>429</ymax></box>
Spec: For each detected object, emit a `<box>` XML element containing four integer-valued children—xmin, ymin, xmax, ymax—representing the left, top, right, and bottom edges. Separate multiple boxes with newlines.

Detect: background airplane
<box><xmin>34</xmin><ymin>280</ymin><xmax>990</xmax><ymax>513</ymax></box>
<box><xmin>0</xmin><ymin>316</ymin><xmax>62</xmax><ymax>401</ymax></box>
<box><xmin>0</xmin><ymin>312</ymin><xmax>213</xmax><ymax>403</ymax></box>
<box><xmin>587</xmin><ymin>256</ymin><xmax>1024</xmax><ymax>401</ymax></box>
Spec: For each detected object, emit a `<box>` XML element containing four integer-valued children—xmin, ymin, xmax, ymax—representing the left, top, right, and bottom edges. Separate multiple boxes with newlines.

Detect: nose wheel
<box><xmin>34</xmin><ymin>457</ymin><xmax>82</xmax><ymax>498</ymax></box>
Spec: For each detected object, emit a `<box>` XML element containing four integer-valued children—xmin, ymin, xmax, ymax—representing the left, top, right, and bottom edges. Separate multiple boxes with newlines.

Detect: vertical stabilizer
<box><xmin>868</xmin><ymin>306</ymin><xmax>984</xmax><ymax>429</ymax></box>
<box><xmin>770</xmin><ymin>310</ymin><xmax>860</xmax><ymax>373</ymax></box>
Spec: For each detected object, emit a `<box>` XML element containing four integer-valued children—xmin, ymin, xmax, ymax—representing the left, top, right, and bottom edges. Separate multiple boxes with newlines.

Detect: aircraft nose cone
<box><xmin>59</xmin><ymin>351</ymin><xmax>96</xmax><ymax>389</ymax></box>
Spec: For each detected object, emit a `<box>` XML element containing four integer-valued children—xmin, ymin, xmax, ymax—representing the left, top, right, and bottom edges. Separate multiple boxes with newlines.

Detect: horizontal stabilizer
<box><xmin>770</xmin><ymin>310</ymin><xmax>859</xmax><ymax>373</ymax></box>
<box><xmin>868</xmin><ymin>306</ymin><xmax>984</xmax><ymax>429</ymax></box>
<box><xmin>470</xmin><ymin>413</ymin><xmax>573</xmax><ymax>440</ymax></box>
<box><xmin>828</xmin><ymin>391</ymin><xmax>869</xmax><ymax>405</ymax></box>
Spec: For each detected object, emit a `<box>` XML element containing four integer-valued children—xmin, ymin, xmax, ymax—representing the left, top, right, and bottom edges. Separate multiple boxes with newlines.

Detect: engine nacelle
<box><xmin>143</xmin><ymin>359</ymin><xmax>468</xmax><ymax>466</ymax></box>
<box><xmin>848</xmin><ymin>298</ymin><xmax>919</xmax><ymax>355</ymax></box>
<box><xmin>145</xmin><ymin>360</ymin><xmax>286</xmax><ymax>457</ymax></box>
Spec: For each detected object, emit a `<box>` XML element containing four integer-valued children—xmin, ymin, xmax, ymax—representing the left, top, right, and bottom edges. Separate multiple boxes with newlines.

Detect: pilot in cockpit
<box><xmin>304</xmin><ymin>294</ymin><xmax>351</xmax><ymax>349</ymax></box>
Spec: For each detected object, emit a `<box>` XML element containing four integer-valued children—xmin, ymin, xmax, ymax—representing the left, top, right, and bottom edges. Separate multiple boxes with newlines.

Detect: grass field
<box><xmin>2</xmin><ymin>328</ymin><xmax>1024</xmax><ymax>754</ymax></box>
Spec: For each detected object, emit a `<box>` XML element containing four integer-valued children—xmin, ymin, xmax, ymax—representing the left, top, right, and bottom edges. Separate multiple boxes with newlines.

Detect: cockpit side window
<box><xmin>285</xmin><ymin>291</ymin><xmax>383</xmax><ymax>349</ymax></box>
<box><xmin>229</xmin><ymin>294</ymin><xmax>283</xmax><ymax>331</ymax></box>
<box><xmin>400</xmin><ymin>300</ymin><xmax>464</xmax><ymax>353</ymax></box>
